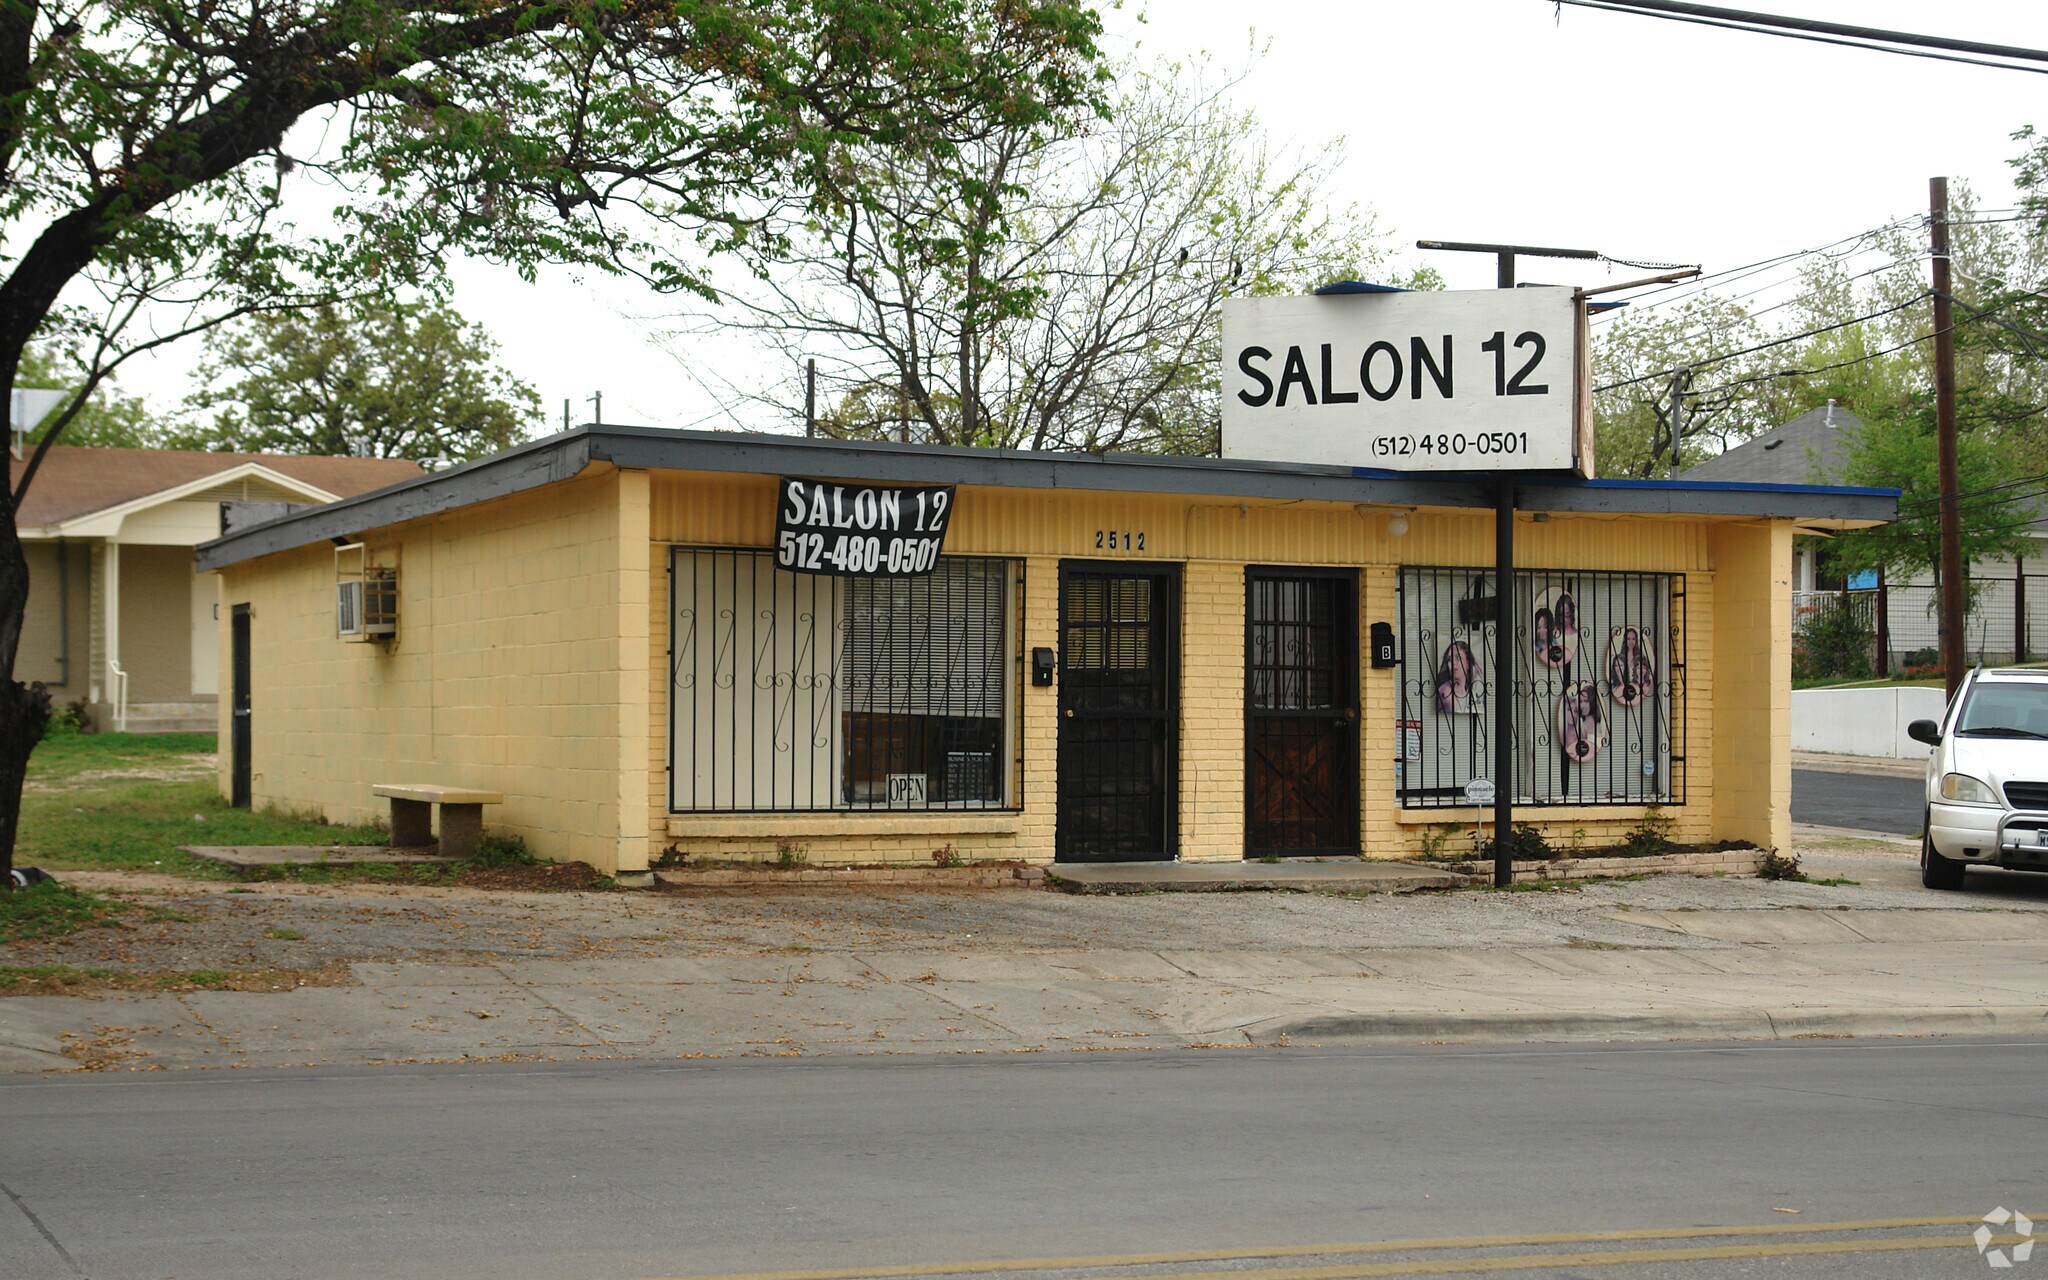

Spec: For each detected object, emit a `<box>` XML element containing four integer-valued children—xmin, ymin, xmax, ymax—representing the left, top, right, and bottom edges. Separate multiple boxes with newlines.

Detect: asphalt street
<box><xmin>5</xmin><ymin>1038</ymin><xmax>2048</xmax><ymax>1279</ymax></box>
<box><xmin>1793</xmin><ymin>767</ymin><xmax>1922</xmax><ymax>835</ymax></box>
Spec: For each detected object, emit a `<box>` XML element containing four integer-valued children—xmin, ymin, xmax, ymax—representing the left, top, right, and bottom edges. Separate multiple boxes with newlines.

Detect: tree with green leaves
<box><xmin>175</xmin><ymin>299</ymin><xmax>538</xmax><ymax>463</ymax></box>
<box><xmin>1590</xmin><ymin>295</ymin><xmax>1802</xmax><ymax>478</ymax></box>
<box><xmin>689</xmin><ymin>56</ymin><xmax>1405</xmax><ymax>453</ymax></box>
<box><xmin>1828</xmin><ymin>405</ymin><xmax>2035</xmax><ymax>588</ymax></box>
<box><xmin>0</xmin><ymin>0</ymin><xmax>1105</xmax><ymax>885</ymax></box>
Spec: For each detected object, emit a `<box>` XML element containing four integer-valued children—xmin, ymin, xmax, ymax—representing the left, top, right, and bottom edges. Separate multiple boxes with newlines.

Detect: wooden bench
<box><xmin>372</xmin><ymin>784</ymin><xmax>504</xmax><ymax>858</ymax></box>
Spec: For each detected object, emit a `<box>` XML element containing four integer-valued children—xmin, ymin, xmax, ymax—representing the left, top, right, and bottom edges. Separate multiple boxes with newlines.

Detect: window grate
<box><xmin>669</xmin><ymin>549</ymin><xmax>1020</xmax><ymax>812</ymax></box>
<box><xmin>1396</xmin><ymin>566</ymin><xmax>1686</xmax><ymax>808</ymax></box>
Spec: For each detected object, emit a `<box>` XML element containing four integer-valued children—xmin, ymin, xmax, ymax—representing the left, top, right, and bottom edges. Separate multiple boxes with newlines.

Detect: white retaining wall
<box><xmin>1792</xmin><ymin>686</ymin><xmax>1948</xmax><ymax>758</ymax></box>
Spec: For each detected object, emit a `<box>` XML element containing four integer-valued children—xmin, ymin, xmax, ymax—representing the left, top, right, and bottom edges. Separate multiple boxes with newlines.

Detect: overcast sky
<box><xmin>122</xmin><ymin>1</ymin><xmax>2048</xmax><ymax>438</ymax></box>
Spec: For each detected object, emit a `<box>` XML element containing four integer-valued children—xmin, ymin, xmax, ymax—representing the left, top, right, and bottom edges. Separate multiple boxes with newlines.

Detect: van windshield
<box><xmin>1956</xmin><ymin>682</ymin><xmax>2048</xmax><ymax>738</ymax></box>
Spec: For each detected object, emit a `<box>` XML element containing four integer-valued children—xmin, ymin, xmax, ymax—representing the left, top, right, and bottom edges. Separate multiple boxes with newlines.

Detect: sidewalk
<box><xmin>1793</xmin><ymin>749</ymin><xmax>1927</xmax><ymax>778</ymax></box>
<box><xmin>6</xmin><ymin>844</ymin><xmax>2048</xmax><ymax>1072</ymax></box>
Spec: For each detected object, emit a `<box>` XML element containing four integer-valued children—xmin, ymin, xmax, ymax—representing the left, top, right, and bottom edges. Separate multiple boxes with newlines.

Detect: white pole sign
<box><xmin>1221</xmin><ymin>287</ymin><xmax>1584</xmax><ymax>473</ymax></box>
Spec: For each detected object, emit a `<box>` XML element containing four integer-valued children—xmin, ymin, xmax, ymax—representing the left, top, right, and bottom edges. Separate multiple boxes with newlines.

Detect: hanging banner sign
<box><xmin>1221</xmin><ymin>286</ymin><xmax>1592</xmax><ymax>476</ymax></box>
<box><xmin>774</xmin><ymin>477</ymin><xmax>955</xmax><ymax>576</ymax></box>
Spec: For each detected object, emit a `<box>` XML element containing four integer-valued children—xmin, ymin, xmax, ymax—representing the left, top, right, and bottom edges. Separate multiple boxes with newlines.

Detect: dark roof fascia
<box><xmin>195</xmin><ymin>433</ymin><xmax>597</xmax><ymax>570</ymax></box>
<box><xmin>195</xmin><ymin>426</ymin><xmax>1897</xmax><ymax>571</ymax></box>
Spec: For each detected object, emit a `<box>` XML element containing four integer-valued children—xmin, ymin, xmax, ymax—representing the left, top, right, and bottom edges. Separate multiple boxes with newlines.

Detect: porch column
<box><xmin>100</xmin><ymin>542</ymin><xmax>122</xmax><ymax>730</ymax></box>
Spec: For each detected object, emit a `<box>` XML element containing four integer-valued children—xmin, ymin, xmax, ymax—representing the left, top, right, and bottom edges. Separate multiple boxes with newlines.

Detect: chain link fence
<box><xmin>1793</xmin><ymin>569</ymin><xmax>2046</xmax><ymax>679</ymax></box>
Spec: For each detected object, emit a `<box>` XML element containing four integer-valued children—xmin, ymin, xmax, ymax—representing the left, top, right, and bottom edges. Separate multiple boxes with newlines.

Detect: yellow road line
<box><xmin>654</xmin><ymin>1215</ymin><xmax>1991</xmax><ymax>1280</ymax></box>
<box><xmin>1129</xmin><ymin>1234</ymin><xmax>2007</xmax><ymax>1279</ymax></box>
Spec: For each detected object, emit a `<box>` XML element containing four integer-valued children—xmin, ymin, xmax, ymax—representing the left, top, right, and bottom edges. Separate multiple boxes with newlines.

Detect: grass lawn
<box><xmin>1792</xmin><ymin>674</ymin><xmax>1947</xmax><ymax>691</ymax></box>
<box><xmin>21</xmin><ymin>731</ymin><xmax>388</xmax><ymax>877</ymax></box>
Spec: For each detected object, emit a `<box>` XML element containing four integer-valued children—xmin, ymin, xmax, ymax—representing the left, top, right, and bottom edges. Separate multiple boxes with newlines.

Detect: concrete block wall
<box><xmin>1178</xmin><ymin>561</ymin><xmax>1246</xmax><ymax>861</ymax></box>
<box><xmin>1708</xmin><ymin>522</ymin><xmax>1793</xmax><ymax>852</ymax></box>
<box><xmin>218</xmin><ymin>467</ymin><xmax>647</xmax><ymax>873</ymax></box>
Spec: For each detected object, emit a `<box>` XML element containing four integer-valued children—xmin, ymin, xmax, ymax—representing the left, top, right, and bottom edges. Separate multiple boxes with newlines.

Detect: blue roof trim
<box><xmin>1578</xmin><ymin>476</ymin><xmax>1899</xmax><ymax>498</ymax></box>
<box><xmin>1312</xmin><ymin>280</ymin><xmax>1409</xmax><ymax>295</ymax></box>
<box><xmin>1345</xmin><ymin>468</ymin><xmax>1898</xmax><ymax>500</ymax></box>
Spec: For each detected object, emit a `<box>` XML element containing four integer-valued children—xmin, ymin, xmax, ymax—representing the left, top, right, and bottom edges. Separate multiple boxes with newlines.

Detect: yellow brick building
<box><xmin>196</xmin><ymin>427</ymin><xmax>1892</xmax><ymax>879</ymax></box>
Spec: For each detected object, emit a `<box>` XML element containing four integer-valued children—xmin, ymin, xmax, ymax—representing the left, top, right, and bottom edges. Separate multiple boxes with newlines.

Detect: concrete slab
<box><xmin>1049</xmin><ymin>860</ymin><xmax>1467</xmax><ymax>894</ymax></box>
<box><xmin>182</xmin><ymin>845</ymin><xmax>460</xmax><ymax>869</ymax></box>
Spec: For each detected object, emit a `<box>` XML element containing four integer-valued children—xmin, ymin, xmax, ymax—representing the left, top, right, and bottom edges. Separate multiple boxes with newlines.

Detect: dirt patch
<box><xmin>25</xmin><ymin>752</ymin><xmax>216</xmax><ymax>792</ymax></box>
<box><xmin>453</xmin><ymin>861</ymin><xmax>612</xmax><ymax>892</ymax></box>
<box><xmin>2</xmin><ymin>959</ymin><xmax>354</xmax><ymax>998</ymax></box>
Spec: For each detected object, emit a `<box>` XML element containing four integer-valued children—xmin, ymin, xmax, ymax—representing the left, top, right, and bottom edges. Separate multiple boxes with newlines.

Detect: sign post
<box><xmin>1492</xmin><ymin>478</ymin><xmax>1514</xmax><ymax>886</ymax></box>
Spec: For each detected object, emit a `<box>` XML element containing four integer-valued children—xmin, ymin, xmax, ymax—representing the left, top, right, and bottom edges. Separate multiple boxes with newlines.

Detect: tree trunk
<box><xmin>0</xmin><ymin>675</ymin><xmax>49</xmax><ymax>888</ymax></box>
<box><xmin>0</xmin><ymin>330</ymin><xmax>52</xmax><ymax>889</ymax></box>
<box><xmin>0</xmin><ymin>513</ymin><xmax>48</xmax><ymax>889</ymax></box>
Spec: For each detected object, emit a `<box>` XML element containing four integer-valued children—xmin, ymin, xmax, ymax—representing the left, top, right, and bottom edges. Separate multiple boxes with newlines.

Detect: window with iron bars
<box><xmin>669</xmin><ymin>549</ymin><xmax>1021</xmax><ymax>812</ymax></box>
<box><xmin>1397</xmin><ymin>566</ymin><xmax>1686</xmax><ymax>807</ymax></box>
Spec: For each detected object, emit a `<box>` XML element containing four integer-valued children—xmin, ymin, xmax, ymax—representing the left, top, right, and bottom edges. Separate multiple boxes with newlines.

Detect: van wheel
<box><xmin>1921</xmin><ymin>811</ymin><xmax>1965</xmax><ymax>890</ymax></box>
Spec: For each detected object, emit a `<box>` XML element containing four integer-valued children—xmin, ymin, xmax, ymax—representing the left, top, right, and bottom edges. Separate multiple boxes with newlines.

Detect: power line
<box><xmin>1624</xmin><ymin>250</ymin><xmax>1928</xmax><ymax>356</ymax></box>
<box><xmin>1595</xmin><ymin>293</ymin><xmax>1932</xmax><ymax>392</ymax></box>
<box><xmin>1553</xmin><ymin>0</ymin><xmax>2048</xmax><ymax>74</ymax></box>
<box><xmin>1681</xmin><ymin>328</ymin><xmax>1940</xmax><ymax>399</ymax></box>
<box><xmin>1607</xmin><ymin>278</ymin><xmax>2048</xmax><ymax>398</ymax></box>
<box><xmin>1601</xmin><ymin>219</ymin><xmax>1917</xmax><ymax>314</ymax></box>
<box><xmin>1897</xmin><ymin>470</ymin><xmax>2048</xmax><ymax>513</ymax></box>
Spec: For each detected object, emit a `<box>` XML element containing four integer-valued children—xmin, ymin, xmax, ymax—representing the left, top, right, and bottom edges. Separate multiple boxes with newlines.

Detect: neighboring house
<box><xmin>1683</xmin><ymin>403</ymin><xmax>2045</xmax><ymax>665</ymax></box>
<box><xmin>17</xmin><ymin>446</ymin><xmax>421</xmax><ymax>731</ymax></box>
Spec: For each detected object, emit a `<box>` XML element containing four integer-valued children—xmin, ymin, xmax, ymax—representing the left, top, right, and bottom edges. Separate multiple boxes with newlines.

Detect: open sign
<box><xmin>885</xmin><ymin>773</ymin><xmax>928</xmax><ymax>807</ymax></box>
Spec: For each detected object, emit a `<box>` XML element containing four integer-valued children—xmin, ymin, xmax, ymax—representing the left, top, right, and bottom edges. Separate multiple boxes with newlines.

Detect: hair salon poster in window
<box><xmin>1605</xmin><ymin>624</ymin><xmax>1658</xmax><ymax>708</ymax></box>
<box><xmin>1431</xmin><ymin>636</ymin><xmax>1483</xmax><ymax>714</ymax></box>
<box><xmin>1530</xmin><ymin>585</ymin><xmax>1580</xmax><ymax>670</ymax></box>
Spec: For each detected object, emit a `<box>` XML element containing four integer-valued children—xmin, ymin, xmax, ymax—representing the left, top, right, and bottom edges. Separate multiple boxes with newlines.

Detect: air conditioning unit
<box><xmin>336</xmin><ymin>545</ymin><xmax>398</xmax><ymax>641</ymax></box>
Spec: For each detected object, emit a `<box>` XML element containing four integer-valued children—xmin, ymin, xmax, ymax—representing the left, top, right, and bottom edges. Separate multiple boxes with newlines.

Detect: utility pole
<box><xmin>562</xmin><ymin>398</ymin><xmax>570</xmax><ymax>432</ymax></box>
<box><xmin>1931</xmin><ymin>177</ymin><xmax>1965</xmax><ymax>702</ymax></box>
<box><xmin>805</xmin><ymin>359</ymin><xmax>817</xmax><ymax>438</ymax></box>
<box><xmin>588</xmin><ymin>390</ymin><xmax>603</xmax><ymax>427</ymax></box>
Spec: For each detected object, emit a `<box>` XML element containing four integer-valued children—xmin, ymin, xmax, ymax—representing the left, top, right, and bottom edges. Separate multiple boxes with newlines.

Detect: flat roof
<box><xmin>195</xmin><ymin>425</ymin><xmax>1899</xmax><ymax>571</ymax></box>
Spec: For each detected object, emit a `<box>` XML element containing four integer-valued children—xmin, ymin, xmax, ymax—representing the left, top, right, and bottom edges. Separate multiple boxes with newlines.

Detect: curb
<box><xmin>1254</xmin><ymin>1004</ymin><xmax>2048</xmax><ymax>1046</ymax></box>
<box><xmin>1045</xmin><ymin>871</ymin><xmax>1467</xmax><ymax>896</ymax></box>
<box><xmin>654</xmin><ymin>864</ymin><xmax>1047</xmax><ymax>889</ymax></box>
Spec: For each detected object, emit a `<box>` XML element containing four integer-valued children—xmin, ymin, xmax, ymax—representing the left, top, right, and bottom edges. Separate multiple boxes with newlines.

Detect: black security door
<box><xmin>1246</xmin><ymin>570</ymin><xmax>1358</xmax><ymax>856</ymax></box>
<box><xmin>1057</xmin><ymin>564</ymin><xmax>1179</xmax><ymax>862</ymax></box>
<box><xmin>230</xmin><ymin>604</ymin><xmax>251</xmax><ymax>809</ymax></box>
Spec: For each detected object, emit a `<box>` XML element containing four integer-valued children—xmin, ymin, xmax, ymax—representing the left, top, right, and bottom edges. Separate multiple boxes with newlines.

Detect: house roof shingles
<box><xmin>1683</xmin><ymin>404</ymin><xmax>2048</xmax><ymax>526</ymax></box>
<box><xmin>1680</xmin><ymin>404</ymin><xmax>1865</xmax><ymax>485</ymax></box>
<box><xmin>16</xmin><ymin>447</ymin><xmax>422</xmax><ymax>529</ymax></box>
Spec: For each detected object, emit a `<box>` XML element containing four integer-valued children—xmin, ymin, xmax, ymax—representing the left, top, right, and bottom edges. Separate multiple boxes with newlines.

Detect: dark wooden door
<box><xmin>1246</xmin><ymin>570</ymin><xmax>1358</xmax><ymax>856</ymax></box>
<box><xmin>230</xmin><ymin>604</ymin><xmax>251</xmax><ymax>809</ymax></box>
<box><xmin>1056</xmin><ymin>564</ymin><xmax>1178</xmax><ymax>862</ymax></box>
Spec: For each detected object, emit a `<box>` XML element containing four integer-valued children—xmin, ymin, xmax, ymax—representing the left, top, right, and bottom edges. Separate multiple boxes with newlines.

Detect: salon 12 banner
<box><xmin>774</xmin><ymin>477</ymin><xmax>955</xmax><ymax>576</ymax></box>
